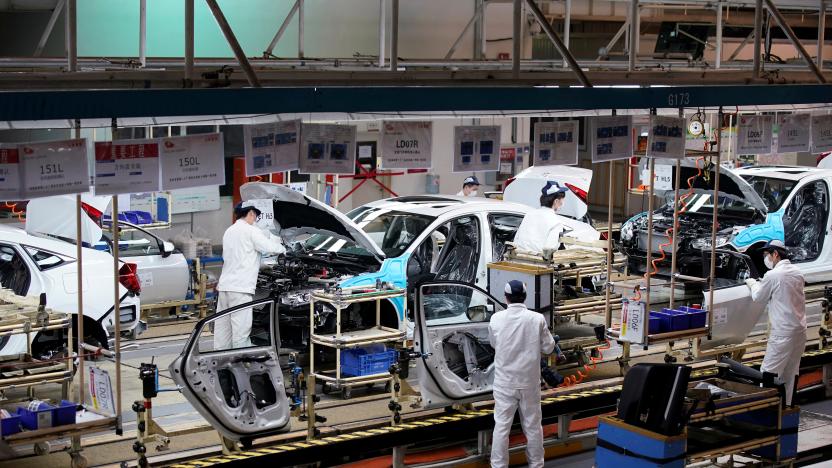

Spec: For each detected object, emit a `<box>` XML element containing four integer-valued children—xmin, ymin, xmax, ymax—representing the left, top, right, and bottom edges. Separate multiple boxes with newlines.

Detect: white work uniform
<box><xmin>215</xmin><ymin>219</ymin><xmax>285</xmax><ymax>350</ymax></box>
<box><xmin>488</xmin><ymin>303</ymin><xmax>556</xmax><ymax>468</ymax></box>
<box><xmin>749</xmin><ymin>259</ymin><xmax>807</xmax><ymax>405</ymax></box>
<box><xmin>456</xmin><ymin>190</ymin><xmax>477</xmax><ymax>197</ymax></box>
<box><xmin>513</xmin><ymin>206</ymin><xmax>564</xmax><ymax>254</ymax></box>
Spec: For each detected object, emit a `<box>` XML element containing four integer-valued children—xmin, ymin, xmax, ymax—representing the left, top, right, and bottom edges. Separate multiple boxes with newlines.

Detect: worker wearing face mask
<box><xmin>215</xmin><ymin>202</ymin><xmax>286</xmax><ymax>350</ymax></box>
<box><xmin>489</xmin><ymin>280</ymin><xmax>556</xmax><ymax>468</ymax></box>
<box><xmin>745</xmin><ymin>239</ymin><xmax>806</xmax><ymax>405</ymax></box>
<box><xmin>456</xmin><ymin>176</ymin><xmax>481</xmax><ymax>197</ymax></box>
<box><xmin>513</xmin><ymin>181</ymin><xmax>569</xmax><ymax>253</ymax></box>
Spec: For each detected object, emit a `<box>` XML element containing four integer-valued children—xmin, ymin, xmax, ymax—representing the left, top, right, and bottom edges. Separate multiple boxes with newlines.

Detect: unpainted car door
<box><xmin>169</xmin><ymin>297</ymin><xmax>290</xmax><ymax>442</ymax></box>
<box><xmin>414</xmin><ymin>282</ymin><xmax>504</xmax><ymax>408</ymax></box>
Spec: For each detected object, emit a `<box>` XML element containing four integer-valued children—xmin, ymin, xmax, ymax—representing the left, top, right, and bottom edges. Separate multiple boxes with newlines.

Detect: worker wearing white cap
<box><xmin>745</xmin><ymin>239</ymin><xmax>807</xmax><ymax>405</ymax></box>
<box><xmin>513</xmin><ymin>181</ymin><xmax>569</xmax><ymax>254</ymax></box>
<box><xmin>215</xmin><ymin>201</ymin><xmax>286</xmax><ymax>350</ymax></box>
<box><xmin>456</xmin><ymin>176</ymin><xmax>481</xmax><ymax>197</ymax></box>
<box><xmin>489</xmin><ymin>280</ymin><xmax>556</xmax><ymax>468</ymax></box>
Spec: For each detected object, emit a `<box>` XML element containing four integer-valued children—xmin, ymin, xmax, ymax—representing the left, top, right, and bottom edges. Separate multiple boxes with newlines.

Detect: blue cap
<box><xmin>541</xmin><ymin>181</ymin><xmax>569</xmax><ymax>196</ymax></box>
<box><xmin>463</xmin><ymin>176</ymin><xmax>481</xmax><ymax>186</ymax></box>
<box><xmin>504</xmin><ymin>280</ymin><xmax>527</xmax><ymax>296</ymax></box>
<box><xmin>234</xmin><ymin>201</ymin><xmax>262</xmax><ymax>217</ymax></box>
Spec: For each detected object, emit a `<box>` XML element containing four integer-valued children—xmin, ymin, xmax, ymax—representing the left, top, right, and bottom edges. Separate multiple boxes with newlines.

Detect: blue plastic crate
<box><xmin>341</xmin><ymin>345</ymin><xmax>398</xmax><ymax>377</ymax></box>
<box><xmin>53</xmin><ymin>400</ymin><xmax>77</xmax><ymax>426</ymax></box>
<box><xmin>678</xmin><ymin>306</ymin><xmax>707</xmax><ymax>329</ymax></box>
<box><xmin>660</xmin><ymin>308</ymin><xmax>691</xmax><ymax>331</ymax></box>
<box><xmin>648</xmin><ymin>312</ymin><xmax>664</xmax><ymax>334</ymax></box>
<box><xmin>127</xmin><ymin>210</ymin><xmax>153</xmax><ymax>225</ymax></box>
<box><xmin>17</xmin><ymin>402</ymin><xmax>54</xmax><ymax>430</ymax></box>
<box><xmin>0</xmin><ymin>414</ymin><xmax>21</xmax><ymax>437</ymax></box>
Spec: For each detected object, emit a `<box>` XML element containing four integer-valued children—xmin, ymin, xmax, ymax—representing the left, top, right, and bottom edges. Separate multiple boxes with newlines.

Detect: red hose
<box><xmin>557</xmin><ymin>340</ymin><xmax>610</xmax><ymax>388</ymax></box>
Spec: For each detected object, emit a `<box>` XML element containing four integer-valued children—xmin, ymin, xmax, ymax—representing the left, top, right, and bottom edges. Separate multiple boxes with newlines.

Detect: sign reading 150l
<box><xmin>179</xmin><ymin>156</ymin><xmax>200</xmax><ymax>167</ymax></box>
<box><xmin>667</xmin><ymin>92</ymin><xmax>691</xmax><ymax>107</ymax></box>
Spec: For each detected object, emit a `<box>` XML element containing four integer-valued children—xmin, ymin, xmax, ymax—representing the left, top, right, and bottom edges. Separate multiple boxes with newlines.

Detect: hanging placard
<box><xmin>533</xmin><ymin>121</ymin><xmax>579</xmax><ymax>166</ymax></box>
<box><xmin>590</xmin><ymin>115</ymin><xmax>633</xmax><ymax>162</ymax></box>
<box><xmin>647</xmin><ymin>116</ymin><xmax>686</xmax><ymax>159</ymax></box>
<box><xmin>0</xmin><ymin>145</ymin><xmax>21</xmax><ymax>201</ymax></box>
<box><xmin>299</xmin><ymin>124</ymin><xmax>357</xmax><ymax>174</ymax></box>
<box><xmin>380</xmin><ymin>121</ymin><xmax>433</xmax><ymax>169</ymax></box>
<box><xmin>452</xmin><ymin>125</ymin><xmax>501</xmax><ymax>173</ymax></box>
<box><xmin>20</xmin><ymin>138</ymin><xmax>90</xmax><ymax>199</ymax></box>
<box><xmin>93</xmin><ymin>139</ymin><xmax>160</xmax><ymax>196</ymax></box>
<box><xmin>159</xmin><ymin>133</ymin><xmax>225</xmax><ymax>190</ymax></box>
<box><xmin>811</xmin><ymin>114</ymin><xmax>832</xmax><ymax>153</ymax></box>
<box><xmin>736</xmin><ymin>115</ymin><xmax>773</xmax><ymax>155</ymax></box>
<box><xmin>776</xmin><ymin>114</ymin><xmax>811</xmax><ymax>153</ymax></box>
<box><xmin>88</xmin><ymin>367</ymin><xmax>116</xmax><ymax>415</ymax></box>
<box><xmin>619</xmin><ymin>299</ymin><xmax>646</xmax><ymax>344</ymax></box>
<box><xmin>243</xmin><ymin>120</ymin><xmax>301</xmax><ymax>176</ymax></box>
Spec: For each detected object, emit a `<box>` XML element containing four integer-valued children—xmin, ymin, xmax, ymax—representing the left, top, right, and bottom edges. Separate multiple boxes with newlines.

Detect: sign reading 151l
<box><xmin>40</xmin><ymin>163</ymin><xmax>64</xmax><ymax>175</ymax></box>
<box><xmin>179</xmin><ymin>156</ymin><xmax>200</xmax><ymax>167</ymax></box>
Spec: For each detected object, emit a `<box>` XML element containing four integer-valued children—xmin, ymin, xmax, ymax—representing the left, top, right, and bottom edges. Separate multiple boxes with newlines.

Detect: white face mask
<box><xmin>764</xmin><ymin>255</ymin><xmax>775</xmax><ymax>270</ymax></box>
<box><xmin>470</xmin><ymin>190</ymin><xmax>478</xmax><ymax>197</ymax></box>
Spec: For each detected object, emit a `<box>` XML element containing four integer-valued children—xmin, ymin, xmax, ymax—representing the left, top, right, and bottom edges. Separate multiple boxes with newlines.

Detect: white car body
<box><xmin>503</xmin><ymin>165</ymin><xmax>594</xmax><ymax>224</ymax></box>
<box><xmin>0</xmin><ymin>224</ymin><xmax>140</xmax><ymax>357</ymax></box>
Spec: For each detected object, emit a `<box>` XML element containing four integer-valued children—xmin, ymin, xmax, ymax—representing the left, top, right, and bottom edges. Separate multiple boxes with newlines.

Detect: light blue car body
<box><xmin>338</xmin><ymin>253</ymin><xmax>411</xmax><ymax>321</ymax></box>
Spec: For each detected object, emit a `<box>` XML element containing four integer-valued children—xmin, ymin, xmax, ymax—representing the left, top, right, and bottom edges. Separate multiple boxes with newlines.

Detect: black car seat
<box><xmin>433</xmin><ymin>221</ymin><xmax>478</xmax><ymax>283</ymax></box>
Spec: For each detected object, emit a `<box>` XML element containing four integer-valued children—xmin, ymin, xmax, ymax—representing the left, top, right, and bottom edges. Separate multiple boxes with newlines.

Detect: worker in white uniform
<box><xmin>489</xmin><ymin>280</ymin><xmax>556</xmax><ymax>468</ymax></box>
<box><xmin>215</xmin><ymin>202</ymin><xmax>286</xmax><ymax>350</ymax></box>
<box><xmin>456</xmin><ymin>175</ymin><xmax>480</xmax><ymax>197</ymax></box>
<box><xmin>745</xmin><ymin>239</ymin><xmax>807</xmax><ymax>405</ymax></box>
<box><xmin>513</xmin><ymin>181</ymin><xmax>568</xmax><ymax>254</ymax></box>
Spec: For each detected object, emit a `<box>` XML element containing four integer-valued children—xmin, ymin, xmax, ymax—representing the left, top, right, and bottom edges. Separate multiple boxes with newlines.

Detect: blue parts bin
<box><xmin>648</xmin><ymin>307</ymin><xmax>709</xmax><ymax>335</ymax></box>
<box><xmin>15</xmin><ymin>400</ymin><xmax>78</xmax><ymax>431</ymax></box>
<box><xmin>341</xmin><ymin>344</ymin><xmax>398</xmax><ymax>377</ymax></box>
<box><xmin>0</xmin><ymin>412</ymin><xmax>21</xmax><ymax>437</ymax></box>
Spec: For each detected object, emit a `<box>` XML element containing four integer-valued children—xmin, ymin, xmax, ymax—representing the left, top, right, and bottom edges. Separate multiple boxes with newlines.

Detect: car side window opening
<box><xmin>102</xmin><ymin>226</ymin><xmax>162</xmax><ymax>257</ymax></box>
<box><xmin>782</xmin><ymin>180</ymin><xmax>829</xmax><ymax>263</ymax></box>
<box><xmin>198</xmin><ymin>301</ymin><xmax>275</xmax><ymax>354</ymax></box>
<box><xmin>488</xmin><ymin>213</ymin><xmax>524</xmax><ymax>260</ymax></box>
<box><xmin>741</xmin><ymin>175</ymin><xmax>798</xmax><ymax>212</ymax></box>
<box><xmin>431</xmin><ymin>216</ymin><xmax>481</xmax><ymax>283</ymax></box>
<box><xmin>0</xmin><ymin>245</ymin><xmax>31</xmax><ymax>296</ymax></box>
<box><xmin>23</xmin><ymin>246</ymin><xmax>66</xmax><ymax>271</ymax></box>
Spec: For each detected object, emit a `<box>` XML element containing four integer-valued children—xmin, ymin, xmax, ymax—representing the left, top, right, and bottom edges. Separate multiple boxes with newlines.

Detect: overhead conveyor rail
<box><xmin>161</xmin><ymin>346</ymin><xmax>832</xmax><ymax>468</ymax></box>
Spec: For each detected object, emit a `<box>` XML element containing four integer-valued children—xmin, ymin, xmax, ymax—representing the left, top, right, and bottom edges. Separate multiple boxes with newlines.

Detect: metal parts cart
<box><xmin>309</xmin><ymin>286</ymin><xmax>406</xmax><ymax>399</ymax></box>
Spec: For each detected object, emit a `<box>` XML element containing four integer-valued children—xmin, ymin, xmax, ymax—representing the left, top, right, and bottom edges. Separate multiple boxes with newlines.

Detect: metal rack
<box><xmin>308</xmin><ymin>286</ymin><xmax>406</xmax><ymax>399</ymax></box>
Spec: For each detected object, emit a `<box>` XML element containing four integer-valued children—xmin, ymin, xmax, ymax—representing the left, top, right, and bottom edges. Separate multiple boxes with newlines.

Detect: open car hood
<box><xmin>26</xmin><ymin>194</ymin><xmax>110</xmax><ymax>246</ymax></box>
<box><xmin>240</xmin><ymin>182</ymin><xmax>386</xmax><ymax>262</ymax></box>
<box><xmin>503</xmin><ymin>165</ymin><xmax>592</xmax><ymax>220</ymax></box>
<box><xmin>672</xmin><ymin>163</ymin><xmax>768</xmax><ymax>214</ymax></box>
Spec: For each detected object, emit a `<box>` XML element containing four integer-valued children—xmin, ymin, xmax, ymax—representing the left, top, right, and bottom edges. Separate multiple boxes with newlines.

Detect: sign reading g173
<box><xmin>21</xmin><ymin>138</ymin><xmax>90</xmax><ymax>199</ymax></box>
<box><xmin>159</xmin><ymin>133</ymin><xmax>225</xmax><ymax>190</ymax></box>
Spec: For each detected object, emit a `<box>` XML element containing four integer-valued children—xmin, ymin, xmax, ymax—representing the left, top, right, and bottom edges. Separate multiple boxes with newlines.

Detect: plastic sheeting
<box><xmin>25</xmin><ymin>194</ymin><xmax>110</xmax><ymax>246</ymax></box>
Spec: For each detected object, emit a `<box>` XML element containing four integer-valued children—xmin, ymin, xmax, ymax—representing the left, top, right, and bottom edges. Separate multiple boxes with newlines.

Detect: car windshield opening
<box><xmin>665</xmin><ymin>193</ymin><xmax>760</xmax><ymax>218</ymax></box>
<box><xmin>304</xmin><ymin>208</ymin><xmax>436</xmax><ymax>258</ymax></box>
<box><xmin>740</xmin><ymin>175</ymin><xmax>797</xmax><ymax>212</ymax></box>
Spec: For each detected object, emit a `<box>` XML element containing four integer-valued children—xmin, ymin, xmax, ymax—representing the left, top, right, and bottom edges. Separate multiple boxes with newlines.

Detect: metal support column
<box><xmin>513</xmin><ymin>0</ymin><xmax>522</xmax><ymax>77</ymax></box>
<box><xmin>298</xmin><ymin>0</ymin><xmax>305</xmax><ymax>58</ymax></box>
<box><xmin>66</xmin><ymin>0</ymin><xmax>77</xmax><ymax>71</ymax></box>
<box><xmin>74</xmin><ymin>119</ymin><xmax>83</xmax><ymax>406</ymax></box>
<box><xmin>819</xmin><ymin>1</ymin><xmax>827</xmax><ymax>69</ymax></box>
<box><xmin>390</xmin><ymin>0</ymin><xmax>399</xmax><ymax>71</ymax></box>
<box><xmin>628</xmin><ymin>0</ymin><xmax>638</xmax><ymax>71</ymax></box>
<box><xmin>205</xmin><ymin>0</ymin><xmax>262</xmax><ymax>87</ymax></box>
<box><xmin>445</xmin><ymin>2</ymin><xmax>486</xmax><ymax>60</ymax></box>
<box><xmin>474</xmin><ymin>0</ymin><xmax>485</xmax><ymax>59</ymax></box>
<box><xmin>139</xmin><ymin>0</ymin><xmax>147</xmax><ymax>67</ymax></box>
<box><xmin>715</xmin><ymin>2</ymin><xmax>723</xmax><ymax>69</ymax></box>
<box><xmin>378</xmin><ymin>0</ymin><xmax>386</xmax><ymax>68</ymax></box>
<box><xmin>185</xmin><ymin>0</ymin><xmax>195</xmax><ymax>83</ymax></box>
<box><xmin>34</xmin><ymin>0</ymin><xmax>65</xmax><ymax>57</ymax></box>
<box><xmin>525</xmin><ymin>0</ymin><xmax>592</xmax><ymax>87</ymax></box>
<box><xmin>563</xmin><ymin>0</ymin><xmax>572</xmax><ymax>68</ymax></box>
<box><xmin>765</xmin><ymin>0</ymin><xmax>826</xmax><ymax>82</ymax></box>
<box><xmin>707</xmin><ymin>108</ymin><xmax>723</xmax><ymax>336</ymax></box>
<box><xmin>753</xmin><ymin>0</ymin><xmax>763</xmax><ymax>78</ymax></box>
<box><xmin>264</xmin><ymin>1</ymin><xmax>300</xmax><ymax>57</ymax></box>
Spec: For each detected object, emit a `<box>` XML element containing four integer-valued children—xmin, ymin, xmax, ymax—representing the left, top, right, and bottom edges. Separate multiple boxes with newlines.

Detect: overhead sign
<box><xmin>452</xmin><ymin>125</ymin><xmax>501</xmax><ymax>173</ymax></box>
<box><xmin>647</xmin><ymin>115</ymin><xmax>686</xmax><ymax>159</ymax></box>
<box><xmin>736</xmin><ymin>115</ymin><xmax>773</xmax><ymax>155</ymax></box>
<box><xmin>299</xmin><ymin>124</ymin><xmax>357</xmax><ymax>174</ymax></box>
<box><xmin>380</xmin><ymin>121</ymin><xmax>433</xmax><ymax>169</ymax></box>
<box><xmin>811</xmin><ymin>114</ymin><xmax>832</xmax><ymax>153</ymax></box>
<box><xmin>533</xmin><ymin>121</ymin><xmax>579</xmax><ymax>166</ymax></box>
<box><xmin>93</xmin><ymin>139</ymin><xmax>160</xmax><ymax>195</ymax></box>
<box><xmin>20</xmin><ymin>138</ymin><xmax>90</xmax><ymax>199</ymax></box>
<box><xmin>590</xmin><ymin>115</ymin><xmax>633</xmax><ymax>162</ymax></box>
<box><xmin>243</xmin><ymin>120</ymin><xmax>301</xmax><ymax>176</ymax></box>
<box><xmin>159</xmin><ymin>133</ymin><xmax>225</xmax><ymax>190</ymax></box>
<box><xmin>0</xmin><ymin>145</ymin><xmax>21</xmax><ymax>201</ymax></box>
<box><xmin>776</xmin><ymin>113</ymin><xmax>811</xmax><ymax>153</ymax></box>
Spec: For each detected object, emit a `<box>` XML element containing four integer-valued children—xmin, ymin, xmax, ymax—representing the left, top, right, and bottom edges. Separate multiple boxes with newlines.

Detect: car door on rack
<box><xmin>169</xmin><ymin>297</ymin><xmax>290</xmax><ymax>442</ymax></box>
<box><xmin>415</xmin><ymin>282</ymin><xmax>504</xmax><ymax>408</ymax></box>
<box><xmin>700</xmin><ymin>250</ymin><xmax>767</xmax><ymax>350</ymax></box>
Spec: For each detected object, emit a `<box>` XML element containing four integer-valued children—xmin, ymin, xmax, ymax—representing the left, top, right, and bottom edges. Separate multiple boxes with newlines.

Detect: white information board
<box><xmin>299</xmin><ymin>124</ymin><xmax>357</xmax><ymax>174</ymax></box>
<box><xmin>245</xmin><ymin>198</ymin><xmax>276</xmax><ymax>232</ymax></box>
<box><xmin>619</xmin><ymin>299</ymin><xmax>646</xmax><ymax>344</ymax></box>
<box><xmin>776</xmin><ymin>113</ymin><xmax>811</xmax><ymax>153</ymax></box>
<box><xmin>590</xmin><ymin>115</ymin><xmax>633</xmax><ymax>162</ymax></box>
<box><xmin>533</xmin><ymin>121</ymin><xmax>579</xmax><ymax>166</ymax></box>
<box><xmin>170</xmin><ymin>186</ymin><xmax>221</xmax><ymax>214</ymax></box>
<box><xmin>88</xmin><ymin>367</ymin><xmax>115</xmax><ymax>415</ymax></box>
<box><xmin>452</xmin><ymin>125</ymin><xmax>501</xmax><ymax>173</ymax></box>
<box><xmin>93</xmin><ymin>139</ymin><xmax>160</xmax><ymax>195</ymax></box>
<box><xmin>380</xmin><ymin>121</ymin><xmax>433</xmax><ymax>169</ymax></box>
<box><xmin>811</xmin><ymin>114</ymin><xmax>832</xmax><ymax>153</ymax></box>
<box><xmin>159</xmin><ymin>133</ymin><xmax>225</xmax><ymax>190</ymax></box>
<box><xmin>20</xmin><ymin>138</ymin><xmax>90</xmax><ymax>199</ymax></box>
<box><xmin>736</xmin><ymin>115</ymin><xmax>773</xmax><ymax>155</ymax></box>
<box><xmin>0</xmin><ymin>145</ymin><xmax>21</xmax><ymax>201</ymax></box>
<box><xmin>243</xmin><ymin>120</ymin><xmax>301</xmax><ymax>176</ymax></box>
<box><xmin>647</xmin><ymin>116</ymin><xmax>686</xmax><ymax>159</ymax></box>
